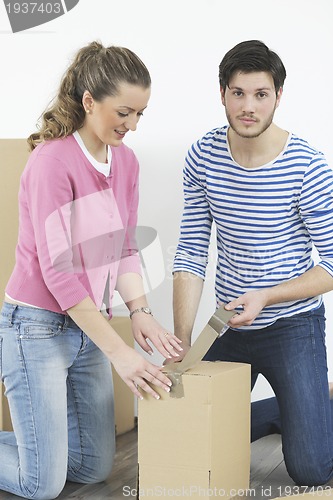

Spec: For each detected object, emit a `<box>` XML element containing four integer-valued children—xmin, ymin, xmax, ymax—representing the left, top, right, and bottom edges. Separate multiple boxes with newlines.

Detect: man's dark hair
<box><xmin>219</xmin><ymin>40</ymin><xmax>287</xmax><ymax>95</ymax></box>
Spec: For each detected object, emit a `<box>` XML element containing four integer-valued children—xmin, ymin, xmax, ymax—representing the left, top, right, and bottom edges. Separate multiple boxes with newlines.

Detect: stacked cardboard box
<box><xmin>0</xmin><ymin>139</ymin><xmax>29</xmax><ymax>432</ymax></box>
<box><xmin>110</xmin><ymin>315</ymin><xmax>136</xmax><ymax>435</ymax></box>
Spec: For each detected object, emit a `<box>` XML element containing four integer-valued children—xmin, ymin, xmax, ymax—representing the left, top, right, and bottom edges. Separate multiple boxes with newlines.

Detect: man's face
<box><xmin>221</xmin><ymin>71</ymin><xmax>282</xmax><ymax>139</ymax></box>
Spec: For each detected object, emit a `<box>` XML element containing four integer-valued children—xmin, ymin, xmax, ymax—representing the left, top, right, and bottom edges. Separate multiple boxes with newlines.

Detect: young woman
<box><xmin>0</xmin><ymin>40</ymin><xmax>182</xmax><ymax>499</ymax></box>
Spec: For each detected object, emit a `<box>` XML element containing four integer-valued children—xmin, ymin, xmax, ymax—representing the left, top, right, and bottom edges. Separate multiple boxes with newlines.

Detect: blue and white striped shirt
<box><xmin>173</xmin><ymin>126</ymin><xmax>333</xmax><ymax>329</ymax></box>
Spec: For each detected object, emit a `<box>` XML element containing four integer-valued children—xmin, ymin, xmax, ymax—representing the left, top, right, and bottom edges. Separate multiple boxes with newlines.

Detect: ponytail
<box><xmin>28</xmin><ymin>41</ymin><xmax>151</xmax><ymax>151</ymax></box>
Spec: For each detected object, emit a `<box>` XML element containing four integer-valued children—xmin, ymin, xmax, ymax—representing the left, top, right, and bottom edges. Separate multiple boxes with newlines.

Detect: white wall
<box><xmin>1</xmin><ymin>0</ymin><xmax>332</xmax><ymax>402</ymax></box>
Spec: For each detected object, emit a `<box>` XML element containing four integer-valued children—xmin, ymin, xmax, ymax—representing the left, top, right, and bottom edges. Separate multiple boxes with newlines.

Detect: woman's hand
<box><xmin>110</xmin><ymin>343</ymin><xmax>172</xmax><ymax>400</ymax></box>
<box><xmin>131</xmin><ymin>314</ymin><xmax>183</xmax><ymax>360</ymax></box>
<box><xmin>163</xmin><ymin>342</ymin><xmax>191</xmax><ymax>365</ymax></box>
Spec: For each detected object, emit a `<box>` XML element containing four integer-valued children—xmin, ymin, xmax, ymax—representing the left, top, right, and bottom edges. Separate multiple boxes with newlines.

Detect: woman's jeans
<box><xmin>204</xmin><ymin>303</ymin><xmax>333</xmax><ymax>486</ymax></box>
<box><xmin>0</xmin><ymin>302</ymin><xmax>115</xmax><ymax>499</ymax></box>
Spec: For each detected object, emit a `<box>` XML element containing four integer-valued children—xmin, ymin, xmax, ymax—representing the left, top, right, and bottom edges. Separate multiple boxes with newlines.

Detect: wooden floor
<box><xmin>0</xmin><ymin>428</ymin><xmax>331</xmax><ymax>499</ymax></box>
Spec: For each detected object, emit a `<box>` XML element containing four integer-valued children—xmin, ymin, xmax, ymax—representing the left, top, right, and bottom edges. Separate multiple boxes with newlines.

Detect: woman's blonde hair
<box><xmin>28</xmin><ymin>41</ymin><xmax>151</xmax><ymax>151</ymax></box>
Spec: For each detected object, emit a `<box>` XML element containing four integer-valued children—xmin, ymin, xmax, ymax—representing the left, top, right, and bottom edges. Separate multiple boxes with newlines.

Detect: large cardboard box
<box><xmin>138</xmin><ymin>361</ymin><xmax>251</xmax><ymax>499</ymax></box>
<box><xmin>0</xmin><ymin>139</ymin><xmax>29</xmax><ymax>432</ymax></box>
<box><xmin>110</xmin><ymin>316</ymin><xmax>136</xmax><ymax>435</ymax></box>
<box><xmin>0</xmin><ymin>139</ymin><xmax>135</xmax><ymax>436</ymax></box>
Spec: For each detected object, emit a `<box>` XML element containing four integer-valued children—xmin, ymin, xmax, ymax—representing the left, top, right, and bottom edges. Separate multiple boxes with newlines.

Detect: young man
<box><xmin>172</xmin><ymin>40</ymin><xmax>333</xmax><ymax>486</ymax></box>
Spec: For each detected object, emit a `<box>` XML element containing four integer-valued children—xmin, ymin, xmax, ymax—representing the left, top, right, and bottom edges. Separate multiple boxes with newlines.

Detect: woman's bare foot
<box><xmin>329</xmin><ymin>382</ymin><xmax>333</xmax><ymax>398</ymax></box>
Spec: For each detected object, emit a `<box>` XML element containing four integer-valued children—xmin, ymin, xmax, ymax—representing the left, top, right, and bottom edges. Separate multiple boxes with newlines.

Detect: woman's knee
<box><xmin>67</xmin><ymin>449</ymin><xmax>115</xmax><ymax>484</ymax></box>
<box><xmin>20</xmin><ymin>475</ymin><xmax>66</xmax><ymax>500</ymax></box>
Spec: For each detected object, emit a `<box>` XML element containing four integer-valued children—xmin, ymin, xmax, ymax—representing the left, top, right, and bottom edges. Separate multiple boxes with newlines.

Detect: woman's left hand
<box><xmin>131</xmin><ymin>314</ymin><xmax>183</xmax><ymax>359</ymax></box>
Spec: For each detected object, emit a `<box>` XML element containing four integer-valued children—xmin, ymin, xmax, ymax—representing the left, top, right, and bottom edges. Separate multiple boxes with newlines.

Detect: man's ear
<box><xmin>220</xmin><ymin>86</ymin><xmax>226</xmax><ymax>106</ymax></box>
<box><xmin>275</xmin><ymin>86</ymin><xmax>283</xmax><ymax>109</ymax></box>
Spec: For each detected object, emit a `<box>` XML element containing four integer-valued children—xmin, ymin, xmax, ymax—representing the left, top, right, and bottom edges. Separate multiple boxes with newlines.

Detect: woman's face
<box><xmin>83</xmin><ymin>82</ymin><xmax>151</xmax><ymax>147</ymax></box>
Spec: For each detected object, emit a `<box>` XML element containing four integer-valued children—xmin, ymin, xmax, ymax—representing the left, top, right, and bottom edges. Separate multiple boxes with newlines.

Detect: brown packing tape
<box><xmin>164</xmin><ymin>306</ymin><xmax>236</xmax><ymax>398</ymax></box>
<box><xmin>208</xmin><ymin>304</ymin><xmax>236</xmax><ymax>335</ymax></box>
<box><xmin>164</xmin><ymin>323</ymin><xmax>218</xmax><ymax>398</ymax></box>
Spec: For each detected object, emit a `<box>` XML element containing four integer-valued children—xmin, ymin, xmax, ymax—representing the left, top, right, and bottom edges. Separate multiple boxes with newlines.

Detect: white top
<box><xmin>73</xmin><ymin>131</ymin><xmax>112</xmax><ymax>176</ymax></box>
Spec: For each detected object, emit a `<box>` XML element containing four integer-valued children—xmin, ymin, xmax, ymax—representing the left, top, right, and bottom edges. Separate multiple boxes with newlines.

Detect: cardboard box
<box><xmin>109</xmin><ymin>315</ymin><xmax>136</xmax><ymax>435</ymax></box>
<box><xmin>138</xmin><ymin>361</ymin><xmax>251</xmax><ymax>499</ymax></box>
<box><xmin>0</xmin><ymin>138</ymin><xmax>29</xmax><ymax>432</ymax></box>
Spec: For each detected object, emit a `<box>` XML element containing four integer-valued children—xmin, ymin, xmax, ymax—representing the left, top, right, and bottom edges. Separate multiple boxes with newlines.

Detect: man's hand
<box><xmin>225</xmin><ymin>289</ymin><xmax>269</xmax><ymax>327</ymax></box>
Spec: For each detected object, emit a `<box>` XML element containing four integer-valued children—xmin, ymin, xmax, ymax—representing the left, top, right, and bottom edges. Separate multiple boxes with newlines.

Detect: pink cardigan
<box><xmin>6</xmin><ymin>135</ymin><xmax>142</xmax><ymax>314</ymax></box>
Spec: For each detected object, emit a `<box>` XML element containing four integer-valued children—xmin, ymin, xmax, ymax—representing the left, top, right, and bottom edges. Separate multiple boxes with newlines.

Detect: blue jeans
<box><xmin>204</xmin><ymin>303</ymin><xmax>333</xmax><ymax>486</ymax></box>
<box><xmin>0</xmin><ymin>302</ymin><xmax>115</xmax><ymax>499</ymax></box>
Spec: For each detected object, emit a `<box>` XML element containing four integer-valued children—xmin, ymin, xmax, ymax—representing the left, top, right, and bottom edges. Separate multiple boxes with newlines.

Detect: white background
<box><xmin>1</xmin><ymin>0</ymin><xmax>332</xmax><ymax>402</ymax></box>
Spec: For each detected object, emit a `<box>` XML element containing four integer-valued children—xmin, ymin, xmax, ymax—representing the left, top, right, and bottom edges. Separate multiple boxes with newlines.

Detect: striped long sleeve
<box><xmin>173</xmin><ymin>126</ymin><xmax>333</xmax><ymax>329</ymax></box>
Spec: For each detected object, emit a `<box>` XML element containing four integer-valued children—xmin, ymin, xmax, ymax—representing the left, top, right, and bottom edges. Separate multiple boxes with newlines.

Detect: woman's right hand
<box><xmin>110</xmin><ymin>344</ymin><xmax>172</xmax><ymax>400</ymax></box>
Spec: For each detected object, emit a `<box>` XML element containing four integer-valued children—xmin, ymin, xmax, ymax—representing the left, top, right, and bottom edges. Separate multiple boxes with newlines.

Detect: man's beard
<box><xmin>226</xmin><ymin>109</ymin><xmax>275</xmax><ymax>139</ymax></box>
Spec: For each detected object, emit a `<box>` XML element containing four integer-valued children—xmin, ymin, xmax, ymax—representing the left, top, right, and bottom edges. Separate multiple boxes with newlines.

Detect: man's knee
<box><xmin>287</xmin><ymin>461</ymin><xmax>332</xmax><ymax>487</ymax></box>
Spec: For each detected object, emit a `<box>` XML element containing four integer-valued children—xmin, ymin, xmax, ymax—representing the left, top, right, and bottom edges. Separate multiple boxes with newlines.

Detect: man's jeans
<box><xmin>0</xmin><ymin>302</ymin><xmax>115</xmax><ymax>499</ymax></box>
<box><xmin>204</xmin><ymin>303</ymin><xmax>333</xmax><ymax>486</ymax></box>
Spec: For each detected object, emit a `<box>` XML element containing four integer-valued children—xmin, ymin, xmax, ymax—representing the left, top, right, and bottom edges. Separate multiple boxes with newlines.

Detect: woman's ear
<box><xmin>82</xmin><ymin>90</ymin><xmax>94</xmax><ymax>114</ymax></box>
